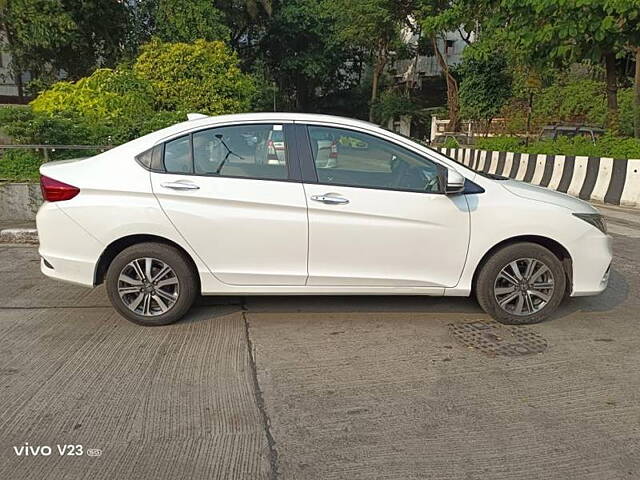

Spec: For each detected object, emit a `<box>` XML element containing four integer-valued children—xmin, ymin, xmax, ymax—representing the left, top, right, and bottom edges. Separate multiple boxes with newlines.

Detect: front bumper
<box><xmin>569</xmin><ymin>232</ymin><xmax>613</xmax><ymax>297</ymax></box>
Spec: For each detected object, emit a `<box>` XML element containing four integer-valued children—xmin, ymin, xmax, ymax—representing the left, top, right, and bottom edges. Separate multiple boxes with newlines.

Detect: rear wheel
<box><xmin>475</xmin><ymin>242</ymin><xmax>566</xmax><ymax>325</ymax></box>
<box><xmin>105</xmin><ymin>242</ymin><xmax>197</xmax><ymax>326</ymax></box>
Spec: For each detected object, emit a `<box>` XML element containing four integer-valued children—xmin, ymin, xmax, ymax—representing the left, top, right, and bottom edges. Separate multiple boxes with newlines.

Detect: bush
<box><xmin>474</xmin><ymin>134</ymin><xmax>640</xmax><ymax>159</ymax></box>
<box><xmin>0</xmin><ymin>106</ymin><xmax>99</xmax><ymax>146</ymax></box>
<box><xmin>475</xmin><ymin>136</ymin><xmax>523</xmax><ymax>152</ymax></box>
<box><xmin>0</xmin><ymin>149</ymin><xmax>43</xmax><ymax>181</ymax></box>
<box><xmin>30</xmin><ymin>68</ymin><xmax>156</xmax><ymax>144</ymax></box>
<box><xmin>1</xmin><ymin>39</ymin><xmax>259</xmax><ymax>156</ymax></box>
<box><xmin>501</xmin><ymin>79</ymin><xmax>635</xmax><ymax>136</ymax></box>
<box><xmin>532</xmin><ymin>79</ymin><xmax>607</xmax><ymax>128</ymax></box>
<box><xmin>133</xmin><ymin>39</ymin><xmax>255</xmax><ymax>114</ymax></box>
<box><xmin>442</xmin><ymin>137</ymin><xmax>460</xmax><ymax>149</ymax></box>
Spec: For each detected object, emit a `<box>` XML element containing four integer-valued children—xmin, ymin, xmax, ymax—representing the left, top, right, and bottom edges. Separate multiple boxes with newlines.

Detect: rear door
<box><xmin>301</xmin><ymin>124</ymin><xmax>470</xmax><ymax>287</ymax></box>
<box><xmin>150</xmin><ymin>122</ymin><xmax>308</xmax><ymax>286</ymax></box>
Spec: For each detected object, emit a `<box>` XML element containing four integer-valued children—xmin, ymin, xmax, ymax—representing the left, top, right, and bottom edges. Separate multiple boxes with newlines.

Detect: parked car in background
<box><xmin>311</xmin><ymin>129</ymin><xmax>338</xmax><ymax>168</ymax></box>
<box><xmin>538</xmin><ymin>125</ymin><xmax>605</xmax><ymax>144</ymax></box>
<box><xmin>36</xmin><ymin>113</ymin><xmax>611</xmax><ymax>327</ymax></box>
<box><xmin>430</xmin><ymin>133</ymin><xmax>475</xmax><ymax>148</ymax></box>
<box><xmin>266</xmin><ymin>127</ymin><xmax>286</xmax><ymax>164</ymax></box>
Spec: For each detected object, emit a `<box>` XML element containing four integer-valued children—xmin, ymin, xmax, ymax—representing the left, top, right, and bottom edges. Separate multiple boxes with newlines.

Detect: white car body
<box><xmin>36</xmin><ymin>113</ymin><xmax>611</xmax><ymax>303</ymax></box>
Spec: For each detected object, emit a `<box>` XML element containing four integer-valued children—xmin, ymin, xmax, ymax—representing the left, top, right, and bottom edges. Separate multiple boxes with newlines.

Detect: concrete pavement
<box><xmin>0</xmin><ymin>208</ymin><xmax>639</xmax><ymax>479</ymax></box>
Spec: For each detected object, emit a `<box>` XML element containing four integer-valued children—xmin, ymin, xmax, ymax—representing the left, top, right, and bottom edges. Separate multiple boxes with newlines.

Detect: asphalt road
<box><xmin>1</xmin><ymin>204</ymin><xmax>639</xmax><ymax>480</ymax></box>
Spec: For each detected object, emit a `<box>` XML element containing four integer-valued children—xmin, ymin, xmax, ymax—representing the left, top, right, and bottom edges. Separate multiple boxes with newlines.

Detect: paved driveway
<box><xmin>1</xmin><ymin>205</ymin><xmax>639</xmax><ymax>479</ymax></box>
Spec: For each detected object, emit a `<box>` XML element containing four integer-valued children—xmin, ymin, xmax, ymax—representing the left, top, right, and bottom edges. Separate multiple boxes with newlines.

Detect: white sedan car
<box><xmin>36</xmin><ymin>113</ymin><xmax>612</xmax><ymax>326</ymax></box>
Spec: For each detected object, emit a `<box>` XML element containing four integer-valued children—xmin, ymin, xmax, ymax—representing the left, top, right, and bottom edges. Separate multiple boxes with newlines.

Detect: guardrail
<box><xmin>0</xmin><ymin>144</ymin><xmax>112</xmax><ymax>161</ymax></box>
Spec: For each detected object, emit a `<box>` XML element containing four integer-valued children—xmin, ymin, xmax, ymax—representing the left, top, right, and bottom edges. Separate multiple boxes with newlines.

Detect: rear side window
<box><xmin>164</xmin><ymin>135</ymin><xmax>192</xmax><ymax>173</ymax></box>
<box><xmin>192</xmin><ymin>124</ymin><xmax>288</xmax><ymax>180</ymax></box>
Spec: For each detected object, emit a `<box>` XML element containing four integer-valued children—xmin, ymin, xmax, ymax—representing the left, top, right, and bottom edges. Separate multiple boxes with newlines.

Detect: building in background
<box><xmin>394</xmin><ymin>29</ymin><xmax>471</xmax><ymax>88</ymax></box>
<box><xmin>0</xmin><ymin>30</ymin><xmax>32</xmax><ymax>104</ymax></box>
<box><xmin>388</xmin><ymin>26</ymin><xmax>473</xmax><ymax>139</ymax></box>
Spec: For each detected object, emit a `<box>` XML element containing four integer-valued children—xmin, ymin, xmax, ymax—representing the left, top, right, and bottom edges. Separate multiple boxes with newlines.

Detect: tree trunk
<box><xmin>604</xmin><ymin>51</ymin><xmax>619</xmax><ymax>135</ymax></box>
<box><xmin>432</xmin><ymin>35</ymin><xmax>460</xmax><ymax>132</ymax></box>
<box><xmin>370</xmin><ymin>64</ymin><xmax>380</xmax><ymax>122</ymax></box>
<box><xmin>635</xmin><ymin>47</ymin><xmax>640</xmax><ymax>139</ymax></box>
<box><xmin>369</xmin><ymin>46</ymin><xmax>387</xmax><ymax>123</ymax></box>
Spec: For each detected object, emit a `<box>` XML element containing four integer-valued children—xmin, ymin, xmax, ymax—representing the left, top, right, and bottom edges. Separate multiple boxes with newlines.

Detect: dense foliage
<box><xmin>475</xmin><ymin>135</ymin><xmax>640</xmax><ymax>159</ymax></box>
<box><xmin>499</xmin><ymin>79</ymin><xmax>636</xmax><ymax>137</ymax></box>
<box><xmin>133</xmin><ymin>40</ymin><xmax>255</xmax><ymax>114</ymax></box>
<box><xmin>0</xmin><ymin>38</ymin><xmax>257</xmax><ymax>180</ymax></box>
<box><xmin>0</xmin><ymin>149</ymin><xmax>42</xmax><ymax>181</ymax></box>
<box><xmin>458</xmin><ymin>54</ymin><xmax>512</xmax><ymax>125</ymax></box>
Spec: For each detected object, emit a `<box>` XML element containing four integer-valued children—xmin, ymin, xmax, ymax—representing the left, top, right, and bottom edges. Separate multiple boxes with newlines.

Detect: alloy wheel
<box><xmin>493</xmin><ymin>257</ymin><xmax>555</xmax><ymax>316</ymax></box>
<box><xmin>117</xmin><ymin>257</ymin><xmax>180</xmax><ymax>316</ymax></box>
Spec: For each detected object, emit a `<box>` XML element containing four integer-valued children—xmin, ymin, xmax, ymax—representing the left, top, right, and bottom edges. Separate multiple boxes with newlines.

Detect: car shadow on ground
<box><xmin>186</xmin><ymin>268</ymin><xmax>628</xmax><ymax>324</ymax></box>
<box><xmin>554</xmin><ymin>267</ymin><xmax>629</xmax><ymax>319</ymax></box>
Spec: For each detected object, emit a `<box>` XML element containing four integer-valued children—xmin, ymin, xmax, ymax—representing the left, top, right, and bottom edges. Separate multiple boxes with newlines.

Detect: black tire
<box><xmin>475</xmin><ymin>242</ymin><xmax>566</xmax><ymax>325</ymax></box>
<box><xmin>105</xmin><ymin>242</ymin><xmax>198</xmax><ymax>326</ymax></box>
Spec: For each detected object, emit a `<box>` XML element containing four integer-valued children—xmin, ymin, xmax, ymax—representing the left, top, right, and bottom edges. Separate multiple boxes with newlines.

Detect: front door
<box><xmin>303</xmin><ymin>125</ymin><xmax>470</xmax><ymax>287</ymax></box>
<box><xmin>151</xmin><ymin>123</ymin><xmax>308</xmax><ymax>286</ymax></box>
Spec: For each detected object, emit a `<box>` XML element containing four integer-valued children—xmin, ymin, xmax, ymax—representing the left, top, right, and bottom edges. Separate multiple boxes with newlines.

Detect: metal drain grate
<box><xmin>448</xmin><ymin>320</ymin><xmax>548</xmax><ymax>357</ymax></box>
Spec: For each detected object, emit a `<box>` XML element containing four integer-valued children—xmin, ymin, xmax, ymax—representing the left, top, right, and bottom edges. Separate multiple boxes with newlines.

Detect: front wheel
<box><xmin>475</xmin><ymin>242</ymin><xmax>566</xmax><ymax>325</ymax></box>
<box><xmin>105</xmin><ymin>242</ymin><xmax>198</xmax><ymax>326</ymax></box>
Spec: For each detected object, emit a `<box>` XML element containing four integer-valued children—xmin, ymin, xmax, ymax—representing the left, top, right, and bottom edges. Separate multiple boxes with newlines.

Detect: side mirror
<box><xmin>445</xmin><ymin>168</ymin><xmax>465</xmax><ymax>194</ymax></box>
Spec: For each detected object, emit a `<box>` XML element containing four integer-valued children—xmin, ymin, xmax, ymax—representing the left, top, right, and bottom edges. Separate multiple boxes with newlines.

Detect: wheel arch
<box><xmin>471</xmin><ymin>235</ymin><xmax>573</xmax><ymax>295</ymax></box>
<box><xmin>94</xmin><ymin>234</ymin><xmax>200</xmax><ymax>287</ymax></box>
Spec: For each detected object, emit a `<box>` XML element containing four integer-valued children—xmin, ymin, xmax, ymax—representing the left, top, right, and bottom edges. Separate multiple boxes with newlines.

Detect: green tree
<box><xmin>154</xmin><ymin>0</ymin><xmax>230</xmax><ymax>43</ymax></box>
<box><xmin>133</xmin><ymin>39</ymin><xmax>256</xmax><ymax>114</ymax></box>
<box><xmin>260</xmin><ymin>0</ymin><xmax>358</xmax><ymax>111</ymax></box>
<box><xmin>473</xmin><ymin>0</ymin><xmax>640</xmax><ymax>134</ymax></box>
<box><xmin>327</xmin><ymin>0</ymin><xmax>415</xmax><ymax>122</ymax></box>
<box><xmin>0</xmin><ymin>0</ymin><xmax>129</xmax><ymax>93</ymax></box>
<box><xmin>216</xmin><ymin>0</ymin><xmax>272</xmax><ymax>51</ymax></box>
<box><xmin>459</xmin><ymin>53</ymin><xmax>512</xmax><ymax>134</ymax></box>
<box><xmin>418</xmin><ymin>0</ymin><xmax>486</xmax><ymax>132</ymax></box>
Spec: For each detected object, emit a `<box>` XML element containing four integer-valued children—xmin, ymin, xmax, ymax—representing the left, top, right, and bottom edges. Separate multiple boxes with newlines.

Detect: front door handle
<box><xmin>310</xmin><ymin>193</ymin><xmax>349</xmax><ymax>205</ymax></box>
<box><xmin>160</xmin><ymin>181</ymin><xmax>200</xmax><ymax>191</ymax></box>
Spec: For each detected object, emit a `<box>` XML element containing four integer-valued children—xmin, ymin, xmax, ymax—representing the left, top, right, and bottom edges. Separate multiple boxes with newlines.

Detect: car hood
<box><xmin>499</xmin><ymin>179</ymin><xmax>598</xmax><ymax>213</ymax></box>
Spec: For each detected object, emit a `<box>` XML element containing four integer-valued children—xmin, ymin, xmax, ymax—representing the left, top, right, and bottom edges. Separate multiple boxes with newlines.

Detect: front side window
<box><xmin>193</xmin><ymin>124</ymin><xmax>288</xmax><ymax>180</ymax></box>
<box><xmin>307</xmin><ymin>126</ymin><xmax>443</xmax><ymax>193</ymax></box>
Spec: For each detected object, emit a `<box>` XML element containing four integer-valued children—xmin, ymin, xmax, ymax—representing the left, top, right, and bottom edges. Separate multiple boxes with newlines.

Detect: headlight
<box><xmin>573</xmin><ymin>213</ymin><xmax>607</xmax><ymax>234</ymax></box>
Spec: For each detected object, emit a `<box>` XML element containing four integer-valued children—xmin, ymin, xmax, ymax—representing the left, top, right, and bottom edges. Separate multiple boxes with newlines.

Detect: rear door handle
<box><xmin>160</xmin><ymin>181</ymin><xmax>200</xmax><ymax>191</ymax></box>
<box><xmin>310</xmin><ymin>194</ymin><xmax>349</xmax><ymax>205</ymax></box>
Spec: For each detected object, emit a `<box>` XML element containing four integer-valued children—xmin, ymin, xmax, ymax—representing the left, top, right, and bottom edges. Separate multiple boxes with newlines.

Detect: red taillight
<box><xmin>40</xmin><ymin>175</ymin><xmax>80</xmax><ymax>202</ymax></box>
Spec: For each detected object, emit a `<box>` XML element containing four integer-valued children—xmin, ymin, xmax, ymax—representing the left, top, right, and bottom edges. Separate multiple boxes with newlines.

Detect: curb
<box><xmin>0</xmin><ymin>228</ymin><xmax>39</xmax><ymax>244</ymax></box>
